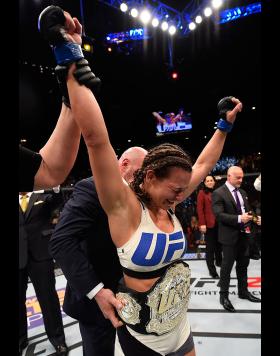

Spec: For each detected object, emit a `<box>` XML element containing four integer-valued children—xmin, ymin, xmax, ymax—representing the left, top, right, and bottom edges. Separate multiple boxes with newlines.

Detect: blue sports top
<box><xmin>117</xmin><ymin>201</ymin><xmax>187</xmax><ymax>278</ymax></box>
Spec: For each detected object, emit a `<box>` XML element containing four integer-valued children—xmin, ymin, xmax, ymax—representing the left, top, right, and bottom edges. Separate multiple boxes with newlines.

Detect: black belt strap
<box><xmin>122</xmin><ymin>263</ymin><xmax>172</xmax><ymax>279</ymax></box>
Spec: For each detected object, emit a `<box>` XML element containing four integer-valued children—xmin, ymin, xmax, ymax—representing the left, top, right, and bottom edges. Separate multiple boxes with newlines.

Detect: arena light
<box><xmin>168</xmin><ymin>25</ymin><xmax>177</xmax><ymax>35</ymax></box>
<box><xmin>151</xmin><ymin>18</ymin><xmax>159</xmax><ymax>27</ymax></box>
<box><xmin>188</xmin><ymin>22</ymin><xmax>196</xmax><ymax>30</ymax></box>
<box><xmin>100</xmin><ymin>0</ymin><xmax>255</xmax><ymax>39</ymax></box>
<box><xmin>130</xmin><ymin>8</ymin><xmax>138</xmax><ymax>18</ymax></box>
<box><xmin>161</xmin><ymin>21</ymin><xmax>168</xmax><ymax>31</ymax></box>
<box><xmin>212</xmin><ymin>0</ymin><xmax>223</xmax><ymax>10</ymax></box>
<box><xmin>204</xmin><ymin>7</ymin><xmax>212</xmax><ymax>17</ymax></box>
<box><xmin>120</xmin><ymin>3</ymin><xmax>128</xmax><ymax>12</ymax></box>
<box><xmin>139</xmin><ymin>9</ymin><xmax>151</xmax><ymax>24</ymax></box>
<box><xmin>195</xmin><ymin>15</ymin><xmax>202</xmax><ymax>24</ymax></box>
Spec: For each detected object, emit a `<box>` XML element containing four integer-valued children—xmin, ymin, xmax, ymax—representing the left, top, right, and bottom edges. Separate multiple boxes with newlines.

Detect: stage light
<box><xmin>212</xmin><ymin>0</ymin><xmax>223</xmax><ymax>10</ymax></box>
<box><xmin>195</xmin><ymin>15</ymin><xmax>202</xmax><ymax>24</ymax></box>
<box><xmin>107</xmin><ymin>47</ymin><xmax>112</xmax><ymax>52</ymax></box>
<box><xmin>189</xmin><ymin>22</ymin><xmax>196</xmax><ymax>30</ymax></box>
<box><xmin>130</xmin><ymin>8</ymin><xmax>138</xmax><ymax>18</ymax></box>
<box><xmin>152</xmin><ymin>18</ymin><xmax>159</xmax><ymax>27</ymax></box>
<box><xmin>120</xmin><ymin>3</ymin><xmax>128</xmax><ymax>12</ymax></box>
<box><xmin>168</xmin><ymin>25</ymin><xmax>176</xmax><ymax>35</ymax></box>
<box><xmin>139</xmin><ymin>9</ymin><xmax>151</xmax><ymax>24</ymax></box>
<box><xmin>161</xmin><ymin>21</ymin><xmax>168</xmax><ymax>31</ymax></box>
<box><xmin>204</xmin><ymin>7</ymin><xmax>212</xmax><ymax>17</ymax></box>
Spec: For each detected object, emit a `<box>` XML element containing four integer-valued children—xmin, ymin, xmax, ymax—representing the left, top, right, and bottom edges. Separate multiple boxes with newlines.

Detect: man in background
<box><xmin>212</xmin><ymin>166</ymin><xmax>261</xmax><ymax>312</ymax></box>
<box><xmin>19</xmin><ymin>190</ymin><xmax>68</xmax><ymax>355</ymax></box>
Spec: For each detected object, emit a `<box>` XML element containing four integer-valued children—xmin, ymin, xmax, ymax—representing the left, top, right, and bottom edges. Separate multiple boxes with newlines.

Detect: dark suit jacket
<box><xmin>212</xmin><ymin>184</ymin><xmax>251</xmax><ymax>246</ymax></box>
<box><xmin>49</xmin><ymin>177</ymin><xmax>122</xmax><ymax>324</ymax></box>
<box><xmin>19</xmin><ymin>192</ymin><xmax>63</xmax><ymax>269</ymax></box>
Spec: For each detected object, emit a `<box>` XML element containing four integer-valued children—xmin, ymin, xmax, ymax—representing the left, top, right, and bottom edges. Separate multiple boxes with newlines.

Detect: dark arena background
<box><xmin>19</xmin><ymin>1</ymin><xmax>261</xmax><ymax>355</ymax></box>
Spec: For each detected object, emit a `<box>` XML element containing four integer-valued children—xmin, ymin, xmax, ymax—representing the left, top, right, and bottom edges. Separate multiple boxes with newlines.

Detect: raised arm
<box><xmin>182</xmin><ymin>97</ymin><xmax>242</xmax><ymax>199</ymax></box>
<box><xmin>66</xmin><ymin>65</ymin><xmax>128</xmax><ymax>214</ymax></box>
<box><xmin>38</xmin><ymin>6</ymin><xmax>128</xmax><ymax>214</ymax></box>
<box><xmin>34</xmin><ymin>103</ymin><xmax>81</xmax><ymax>189</ymax></box>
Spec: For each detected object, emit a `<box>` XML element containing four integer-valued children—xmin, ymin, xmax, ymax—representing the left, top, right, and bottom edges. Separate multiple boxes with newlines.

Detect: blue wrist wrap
<box><xmin>216</xmin><ymin>118</ymin><xmax>233</xmax><ymax>133</ymax></box>
<box><xmin>54</xmin><ymin>42</ymin><xmax>84</xmax><ymax>65</ymax></box>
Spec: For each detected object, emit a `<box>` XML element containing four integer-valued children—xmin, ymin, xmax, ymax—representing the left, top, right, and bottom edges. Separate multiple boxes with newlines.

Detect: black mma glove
<box><xmin>38</xmin><ymin>5</ymin><xmax>84</xmax><ymax>63</ymax></box>
<box><xmin>217</xmin><ymin>96</ymin><xmax>236</xmax><ymax>119</ymax></box>
<box><xmin>38</xmin><ymin>5</ymin><xmax>101</xmax><ymax>106</ymax></box>
<box><xmin>216</xmin><ymin>96</ymin><xmax>236</xmax><ymax>133</ymax></box>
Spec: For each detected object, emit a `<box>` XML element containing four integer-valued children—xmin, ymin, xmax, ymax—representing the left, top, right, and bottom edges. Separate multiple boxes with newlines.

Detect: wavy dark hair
<box><xmin>202</xmin><ymin>174</ymin><xmax>216</xmax><ymax>193</ymax></box>
<box><xmin>130</xmin><ymin>143</ymin><xmax>193</xmax><ymax>205</ymax></box>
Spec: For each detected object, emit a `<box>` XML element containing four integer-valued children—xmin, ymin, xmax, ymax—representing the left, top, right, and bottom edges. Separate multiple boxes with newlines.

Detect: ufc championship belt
<box><xmin>116</xmin><ymin>261</ymin><xmax>191</xmax><ymax>335</ymax></box>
